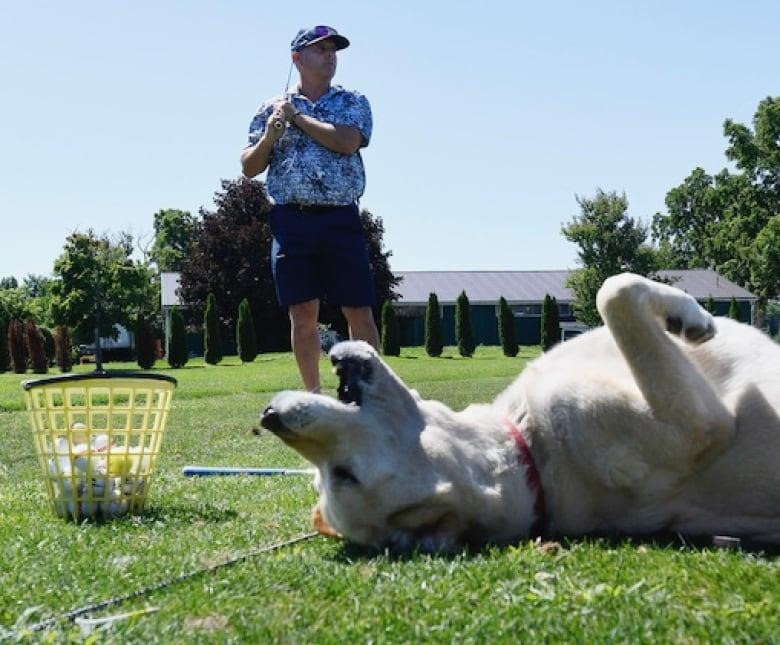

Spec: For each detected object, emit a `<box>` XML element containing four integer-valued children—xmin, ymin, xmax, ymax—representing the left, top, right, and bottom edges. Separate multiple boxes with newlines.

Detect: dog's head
<box><xmin>260</xmin><ymin>341</ymin><xmax>473</xmax><ymax>553</ymax></box>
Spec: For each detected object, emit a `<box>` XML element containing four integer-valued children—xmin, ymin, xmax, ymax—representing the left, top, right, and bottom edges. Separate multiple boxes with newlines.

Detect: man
<box><xmin>241</xmin><ymin>25</ymin><xmax>380</xmax><ymax>393</ymax></box>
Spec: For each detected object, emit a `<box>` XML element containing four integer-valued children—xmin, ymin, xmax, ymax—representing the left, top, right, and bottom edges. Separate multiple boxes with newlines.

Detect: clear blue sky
<box><xmin>2</xmin><ymin>1</ymin><xmax>777</xmax><ymax>282</ymax></box>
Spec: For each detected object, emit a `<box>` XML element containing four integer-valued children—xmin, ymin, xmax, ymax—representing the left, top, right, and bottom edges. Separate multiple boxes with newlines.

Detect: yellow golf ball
<box><xmin>107</xmin><ymin>453</ymin><xmax>132</xmax><ymax>476</ymax></box>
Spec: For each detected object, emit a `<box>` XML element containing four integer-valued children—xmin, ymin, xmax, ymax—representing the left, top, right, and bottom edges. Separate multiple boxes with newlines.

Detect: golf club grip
<box><xmin>183</xmin><ymin>466</ymin><xmax>314</xmax><ymax>477</ymax></box>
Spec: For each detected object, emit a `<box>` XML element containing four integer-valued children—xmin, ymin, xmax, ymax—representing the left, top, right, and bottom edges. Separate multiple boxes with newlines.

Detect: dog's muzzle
<box><xmin>260</xmin><ymin>405</ymin><xmax>288</xmax><ymax>435</ymax></box>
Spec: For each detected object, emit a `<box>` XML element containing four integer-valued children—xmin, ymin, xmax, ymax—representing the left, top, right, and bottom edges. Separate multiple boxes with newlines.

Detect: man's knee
<box><xmin>341</xmin><ymin>305</ymin><xmax>374</xmax><ymax>324</ymax></box>
<box><xmin>289</xmin><ymin>300</ymin><xmax>319</xmax><ymax>328</ymax></box>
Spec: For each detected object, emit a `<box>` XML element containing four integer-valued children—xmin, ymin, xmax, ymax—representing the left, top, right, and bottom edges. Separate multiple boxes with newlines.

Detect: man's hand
<box><xmin>267</xmin><ymin>104</ymin><xmax>287</xmax><ymax>140</ymax></box>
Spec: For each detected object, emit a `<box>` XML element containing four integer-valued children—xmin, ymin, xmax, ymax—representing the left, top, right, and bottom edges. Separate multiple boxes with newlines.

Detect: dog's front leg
<box><xmin>596</xmin><ymin>273</ymin><xmax>735</xmax><ymax>458</ymax></box>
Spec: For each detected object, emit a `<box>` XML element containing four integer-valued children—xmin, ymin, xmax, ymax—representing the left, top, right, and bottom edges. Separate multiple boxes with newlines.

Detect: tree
<box><xmin>54</xmin><ymin>325</ymin><xmax>73</xmax><ymax>373</ymax></box>
<box><xmin>704</xmin><ymin>295</ymin><xmax>716</xmax><ymax>313</ymax></box>
<box><xmin>424</xmin><ymin>293</ymin><xmax>443</xmax><ymax>358</ymax></box>
<box><xmin>497</xmin><ymin>296</ymin><xmax>518</xmax><ymax>358</ymax></box>
<box><xmin>179</xmin><ymin>178</ymin><xmax>284</xmax><ymax>353</ymax></box>
<box><xmin>540</xmin><ymin>295</ymin><xmax>560</xmax><ymax>352</ymax></box>
<box><xmin>136</xmin><ymin>315</ymin><xmax>156</xmax><ymax>370</ymax></box>
<box><xmin>748</xmin><ymin>215</ymin><xmax>780</xmax><ymax>302</ymax></box>
<box><xmin>179</xmin><ymin>178</ymin><xmax>401</xmax><ymax>353</ymax></box>
<box><xmin>50</xmin><ymin>230</ymin><xmax>156</xmax><ymax>348</ymax></box>
<box><xmin>168</xmin><ymin>308</ymin><xmax>189</xmax><ymax>368</ymax></box>
<box><xmin>204</xmin><ymin>292</ymin><xmax>222</xmax><ymax>365</ymax></box>
<box><xmin>455</xmin><ymin>291</ymin><xmax>475</xmax><ymax>357</ymax></box>
<box><xmin>8</xmin><ymin>318</ymin><xmax>27</xmax><ymax>374</ymax></box>
<box><xmin>39</xmin><ymin>327</ymin><xmax>55</xmax><ymax>366</ymax></box>
<box><xmin>380</xmin><ymin>300</ymin><xmax>400</xmax><ymax>356</ymax></box>
<box><xmin>0</xmin><ymin>285</ymin><xmax>33</xmax><ymax>324</ymax></box>
<box><xmin>562</xmin><ymin>189</ymin><xmax>659</xmax><ymax>326</ymax></box>
<box><xmin>150</xmin><ymin>209</ymin><xmax>198</xmax><ymax>272</ymax></box>
<box><xmin>25</xmin><ymin>319</ymin><xmax>48</xmax><ymax>374</ymax></box>
<box><xmin>237</xmin><ymin>297</ymin><xmax>258</xmax><ymax>363</ymax></box>
<box><xmin>728</xmin><ymin>297</ymin><xmax>741</xmax><ymax>321</ymax></box>
<box><xmin>653</xmin><ymin>96</ymin><xmax>780</xmax><ymax>303</ymax></box>
<box><xmin>0</xmin><ymin>311</ymin><xmax>9</xmax><ymax>372</ymax></box>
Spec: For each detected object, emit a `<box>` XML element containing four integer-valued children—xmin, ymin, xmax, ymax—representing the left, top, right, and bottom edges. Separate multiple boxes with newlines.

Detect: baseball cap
<box><xmin>290</xmin><ymin>25</ymin><xmax>350</xmax><ymax>52</ymax></box>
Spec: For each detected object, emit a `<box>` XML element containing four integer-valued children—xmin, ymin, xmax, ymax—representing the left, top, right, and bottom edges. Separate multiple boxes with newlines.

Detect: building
<box><xmin>392</xmin><ymin>269</ymin><xmax>757</xmax><ymax>347</ymax></box>
<box><xmin>161</xmin><ymin>269</ymin><xmax>757</xmax><ymax>350</ymax></box>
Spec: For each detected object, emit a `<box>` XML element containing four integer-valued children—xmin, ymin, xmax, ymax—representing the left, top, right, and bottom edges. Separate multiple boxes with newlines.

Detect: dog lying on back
<box><xmin>261</xmin><ymin>273</ymin><xmax>780</xmax><ymax>552</ymax></box>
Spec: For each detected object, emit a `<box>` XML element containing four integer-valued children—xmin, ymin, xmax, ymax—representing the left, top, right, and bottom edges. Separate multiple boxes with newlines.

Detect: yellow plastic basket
<box><xmin>23</xmin><ymin>371</ymin><xmax>177</xmax><ymax>522</ymax></box>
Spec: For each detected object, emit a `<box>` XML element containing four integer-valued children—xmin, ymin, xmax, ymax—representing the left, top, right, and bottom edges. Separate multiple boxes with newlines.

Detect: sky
<box><xmin>1</xmin><ymin>1</ymin><xmax>778</xmax><ymax>282</ymax></box>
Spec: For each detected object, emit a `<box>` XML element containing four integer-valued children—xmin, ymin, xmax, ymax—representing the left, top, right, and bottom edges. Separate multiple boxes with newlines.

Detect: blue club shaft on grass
<box><xmin>182</xmin><ymin>466</ymin><xmax>315</xmax><ymax>477</ymax></box>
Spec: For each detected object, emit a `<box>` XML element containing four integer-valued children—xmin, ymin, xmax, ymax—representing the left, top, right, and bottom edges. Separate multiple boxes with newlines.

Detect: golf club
<box><xmin>182</xmin><ymin>465</ymin><xmax>315</xmax><ymax>477</ymax></box>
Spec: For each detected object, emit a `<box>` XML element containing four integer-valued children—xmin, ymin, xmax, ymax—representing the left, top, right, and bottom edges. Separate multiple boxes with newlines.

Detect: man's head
<box><xmin>290</xmin><ymin>26</ymin><xmax>348</xmax><ymax>83</ymax></box>
<box><xmin>290</xmin><ymin>25</ymin><xmax>349</xmax><ymax>53</ymax></box>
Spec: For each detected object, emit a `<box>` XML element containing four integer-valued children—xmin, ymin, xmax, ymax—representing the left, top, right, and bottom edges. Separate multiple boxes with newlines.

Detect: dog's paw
<box><xmin>665</xmin><ymin>301</ymin><xmax>716</xmax><ymax>344</ymax></box>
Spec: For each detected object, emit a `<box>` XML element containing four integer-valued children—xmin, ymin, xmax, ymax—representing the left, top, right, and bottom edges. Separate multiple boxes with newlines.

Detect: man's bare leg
<box><xmin>342</xmin><ymin>305</ymin><xmax>380</xmax><ymax>351</ymax></box>
<box><xmin>289</xmin><ymin>299</ymin><xmax>322</xmax><ymax>392</ymax></box>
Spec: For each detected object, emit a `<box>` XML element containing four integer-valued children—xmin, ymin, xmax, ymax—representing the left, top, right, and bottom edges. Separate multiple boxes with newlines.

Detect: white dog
<box><xmin>261</xmin><ymin>273</ymin><xmax>780</xmax><ymax>552</ymax></box>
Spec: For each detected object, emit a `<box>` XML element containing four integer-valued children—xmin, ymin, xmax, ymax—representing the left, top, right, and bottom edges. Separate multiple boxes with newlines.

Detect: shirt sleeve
<box><xmin>246</xmin><ymin>103</ymin><xmax>273</xmax><ymax>147</ymax></box>
<box><xmin>340</xmin><ymin>91</ymin><xmax>372</xmax><ymax>148</ymax></box>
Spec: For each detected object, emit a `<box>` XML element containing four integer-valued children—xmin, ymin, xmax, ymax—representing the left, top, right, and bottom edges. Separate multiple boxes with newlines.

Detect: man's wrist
<box><xmin>291</xmin><ymin>110</ymin><xmax>302</xmax><ymax>125</ymax></box>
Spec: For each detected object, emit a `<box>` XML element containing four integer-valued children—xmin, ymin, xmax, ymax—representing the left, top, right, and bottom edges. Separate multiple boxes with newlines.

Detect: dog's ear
<box><xmin>386</xmin><ymin>481</ymin><xmax>455</xmax><ymax>531</ymax></box>
<box><xmin>311</xmin><ymin>502</ymin><xmax>342</xmax><ymax>538</ymax></box>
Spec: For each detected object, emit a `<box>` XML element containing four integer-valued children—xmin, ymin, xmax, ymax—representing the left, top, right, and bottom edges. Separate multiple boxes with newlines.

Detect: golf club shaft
<box><xmin>183</xmin><ymin>466</ymin><xmax>315</xmax><ymax>477</ymax></box>
<box><xmin>272</xmin><ymin>60</ymin><xmax>295</xmax><ymax>131</ymax></box>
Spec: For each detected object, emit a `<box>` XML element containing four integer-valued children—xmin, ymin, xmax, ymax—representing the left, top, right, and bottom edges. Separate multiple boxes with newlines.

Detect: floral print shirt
<box><xmin>246</xmin><ymin>85</ymin><xmax>372</xmax><ymax>206</ymax></box>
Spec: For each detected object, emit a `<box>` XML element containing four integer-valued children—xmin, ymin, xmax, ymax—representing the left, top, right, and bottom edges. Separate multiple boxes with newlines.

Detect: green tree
<box><xmin>455</xmin><ymin>291</ymin><xmax>475</xmax><ymax>357</ymax></box>
<box><xmin>167</xmin><ymin>307</ymin><xmax>189</xmax><ymax>368</ymax></box>
<box><xmin>424</xmin><ymin>293</ymin><xmax>443</xmax><ymax>358</ymax></box>
<box><xmin>50</xmin><ymin>230</ymin><xmax>155</xmax><ymax>348</ymax></box>
<box><xmin>237</xmin><ymin>297</ymin><xmax>258</xmax><ymax>363</ymax></box>
<box><xmin>380</xmin><ymin>300</ymin><xmax>400</xmax><ymax>357</ymax></box>
<box><xmin>497</xmin><ymin>296</ymin><xmax>518</xmax><ymax>358</ymax></box>
<box><xmin>728</xmin><ymin>297</ymin><xmax>741</xmax><ymax>321</ymax></box>
<box><xmin>0</xmin><ymin>285</ymin><xmax>32</xmax><ymax>323</ymax></box>
<box><xmin>653</xmin><ymin>96</ymin><xmax>780</xmax><ymax>304</ymax></box>
<box><xmin>704</xmin><ymin>295</ymin><xmax>716</xmax><ymax>313</ymax></box>
<box><xmin>150</xmin><ymin>209</ymin><xmax>198</xmax><ymax>272</ymax></box>
<box><xmin>540</xmin><ymin>294</ymin><xmax>560</xmax><ymax>352</ymax></box>
<box><xmin>563</xmin><ymin>189</ymin><xmax>659</xmax><ymax>326</ymax></box>
<box><xmin>204</xmin><ymin>292</ymin><xmax>222</xmax><ymax>365</ymax></box>
<box><xmin>136</xmin><ymin>315</ymin><xmax>156</xmax><ymax>370</ymax></box>
<box><xmin>748</xmin><ymin>215</ymin><xmax>780</xmax><ymax>302</ymax></box>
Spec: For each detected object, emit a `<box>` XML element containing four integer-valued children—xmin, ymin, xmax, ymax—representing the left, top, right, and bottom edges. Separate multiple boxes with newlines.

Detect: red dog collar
<box><xmin>504</xmin><ymin>417</ymin><xmax>547</xmax><ymax>537</ymax></box>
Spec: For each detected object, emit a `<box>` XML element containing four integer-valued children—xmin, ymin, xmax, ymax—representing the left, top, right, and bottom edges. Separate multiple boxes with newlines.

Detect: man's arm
<box><xmin>290</xmin><ymin>112</ymin><xmax>363</xmax><ymax>155</ymax></box>
<box><xmin>240</xmin><ymin>132</ymin><xmax>277</xmax><ymax>178</ymax></box>
<box><xmin>241</xmin><ymin>105</ymin><xmax>286</xmax><ymax>178</ymax></box>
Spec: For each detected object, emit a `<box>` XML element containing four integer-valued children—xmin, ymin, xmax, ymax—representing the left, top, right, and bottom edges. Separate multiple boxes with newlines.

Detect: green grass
<box><xmin>1</xmin><ymin>346</ymin><xmax>778</xmax><ymax>642</ymax></box>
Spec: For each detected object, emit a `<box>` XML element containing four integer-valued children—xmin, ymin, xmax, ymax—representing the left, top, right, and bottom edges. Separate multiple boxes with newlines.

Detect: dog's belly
<box><xmin>549</xmin><ymin>420</ymin><xmax>780</xmax><ymax>539</ymax></box>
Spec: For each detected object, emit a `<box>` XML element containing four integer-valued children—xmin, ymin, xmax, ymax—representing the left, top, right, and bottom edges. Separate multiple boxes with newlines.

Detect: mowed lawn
<box><xmin>1</xmin><ymin>346</ymin><xmax>778</xmax><ymax>642</ymax></box>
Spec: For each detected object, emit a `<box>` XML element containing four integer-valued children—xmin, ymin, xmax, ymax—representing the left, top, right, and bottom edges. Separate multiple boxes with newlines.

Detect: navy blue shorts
<box><xmin>269</xmin><ymin>203</ymin><xmax>376</xmax><ymax>307</ymax></box>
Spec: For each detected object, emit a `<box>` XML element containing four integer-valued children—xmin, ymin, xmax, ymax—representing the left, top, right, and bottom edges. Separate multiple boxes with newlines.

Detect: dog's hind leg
<box><xmin>596</xmin><ymin>273</ymin><xmax>735</xmax><ymax>458</ymax></box>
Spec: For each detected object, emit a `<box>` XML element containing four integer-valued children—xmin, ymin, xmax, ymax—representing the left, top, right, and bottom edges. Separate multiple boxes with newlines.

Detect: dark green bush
<box><xmin>380</xmin><ymin>300</ymin><xmax>400</xmax><ymax>356</ymax></box>
<box><xmin>424</xmin><ymin>293</ymin><xmax>443</xmax><ymax>358</ymax></box>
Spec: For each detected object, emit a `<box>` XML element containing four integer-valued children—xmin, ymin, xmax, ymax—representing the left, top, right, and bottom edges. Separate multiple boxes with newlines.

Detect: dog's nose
<box><xmin>260</xmin><ymin>405</ymin><xmax>286</xmax><ymax>434</ymax></box>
